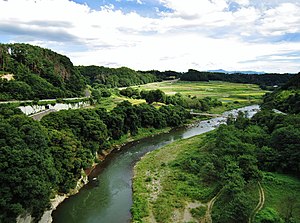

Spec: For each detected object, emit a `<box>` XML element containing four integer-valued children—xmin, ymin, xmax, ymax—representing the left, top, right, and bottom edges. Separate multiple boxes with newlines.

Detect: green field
<box><xmin>97</xmin><ymin>94</ymin><xmax>146</xmax><ymax>111</ymax></box>
<box><xmin>132</xmin><ymin>80</ymin><xmax>267</xmax><ymax>103</ymax></box>
<box><xmin>99</xmin><ymin>81</ymin><xmax>267</xmax><ymax>112</ymax></box>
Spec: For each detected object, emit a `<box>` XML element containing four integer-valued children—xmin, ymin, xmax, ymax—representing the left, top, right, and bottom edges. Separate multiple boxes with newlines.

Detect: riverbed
<box><xmin>52</xmin><ymin>105</ymin><xmax>260</xmax><ymax>223</ymax></box>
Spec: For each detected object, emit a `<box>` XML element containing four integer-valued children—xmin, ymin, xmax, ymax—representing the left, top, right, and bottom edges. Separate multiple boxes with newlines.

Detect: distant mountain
<box><xmin>207</xmin><ymin>69</ymin><xmax>265</xmax><ymax>74</ymax></box>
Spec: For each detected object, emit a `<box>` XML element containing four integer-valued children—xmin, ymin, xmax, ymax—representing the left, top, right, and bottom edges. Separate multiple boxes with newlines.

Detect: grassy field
<box><xmin>98</xmin><ymin>81</ymin><xmax>267</xmax><ymax>112</ymax></box>
<box><xmin>131</xmin><ymin>80</ymin><xmax>267</xmax><ymax>104</ymax></box>
<box><xmin>96</xmin><ymin>94</ymin><xmax>146</xmax><ymax>111</ymax></box>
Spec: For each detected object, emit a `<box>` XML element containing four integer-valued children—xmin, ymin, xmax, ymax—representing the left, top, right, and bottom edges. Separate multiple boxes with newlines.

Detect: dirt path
<box><xmin>200</xmin><ymin>190</ymin><xmax>223</xmax><ymax>223</ymax></box>
<box><xmin>249</xmin><ymin>182</ymin><xmax>265</xmax><ymax>223</ymax></box>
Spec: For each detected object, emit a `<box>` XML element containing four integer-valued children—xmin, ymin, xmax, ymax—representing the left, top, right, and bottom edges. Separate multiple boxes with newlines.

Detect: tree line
<box><xmin>77</xmin><ymin>65</ymin><xmax>157</xmax><ymax>88</ymax></box>
<box><xmin>180</xmin><ymin>69</ymin><xmax>295</xmax><ymax>90</ymax></box>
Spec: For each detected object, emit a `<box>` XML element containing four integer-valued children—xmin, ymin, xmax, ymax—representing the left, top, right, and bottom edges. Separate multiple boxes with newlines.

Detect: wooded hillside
<box><xmin>0</xmin><ymin>43</ymin><xmax>85</xmax><ymax>100</ymax></box>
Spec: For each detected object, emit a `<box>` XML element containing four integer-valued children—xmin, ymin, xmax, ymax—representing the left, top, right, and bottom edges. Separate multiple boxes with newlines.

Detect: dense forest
<box><xmin>0</xmin><ymin>43</ymin><xmax>85</xmax><ymax>100</ymax></box>
<box><xmin>139</xmin><ymin>70</ymin><xmax>182</xmax><ymax>81</ymax></box>
<box><xmin>0</xmin><ymin>101</ymin><xmax>191</xmax><ymax>222</ymax></box>
<box><xmin>77</xmin><ymin>65</ymin><xmax>157</xmax><ymax>87</ymax></box>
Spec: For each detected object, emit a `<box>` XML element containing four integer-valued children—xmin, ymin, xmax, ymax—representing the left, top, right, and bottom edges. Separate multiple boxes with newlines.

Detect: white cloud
<box><xmin>259</xmin><ymin>3</ymin><xmax>300</xmax><ymax>36</ymax></box>
<box><xmin>0</xmin><ymin>0</ymin><xmax>299</xmax><ymax>73</ymax></box>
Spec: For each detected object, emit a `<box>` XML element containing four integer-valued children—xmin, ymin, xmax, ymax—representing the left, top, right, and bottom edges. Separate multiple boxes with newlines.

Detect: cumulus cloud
<box><xmin>0</xmin><ymin>0</ymin><xmax>299</xmax><ymax>73</ymax></box>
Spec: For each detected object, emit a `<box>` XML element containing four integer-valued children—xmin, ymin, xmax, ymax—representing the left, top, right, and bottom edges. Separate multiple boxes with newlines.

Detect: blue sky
<box><xmin>0</xmin><ymin>0</ymin><xmax>300</xmax><ymax>73</ymax></box>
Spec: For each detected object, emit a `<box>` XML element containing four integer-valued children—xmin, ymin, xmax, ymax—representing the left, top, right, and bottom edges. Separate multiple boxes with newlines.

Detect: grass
<box><xmin>96</xmin><ymin>94</ymin><xmax>146</xmax><ymax>111</ymax></box>
<box><xmin>97</xmin><ymin>80</ymin><xmax>267</xmax><ymax>113</ymax></box>
<box><xmin>256</xmin><ymin>172</ymin><xmax>300</xmax><ymax>222</ymax></box>
<box><xmin>132</xmin><ymin>80</ymin><xmax>267</xmax><ymax>104</ymax></box>
<box><xmin>132</xmin><ymin>134</ymin><xmax>217</xmax><ymax>223</ymax></box>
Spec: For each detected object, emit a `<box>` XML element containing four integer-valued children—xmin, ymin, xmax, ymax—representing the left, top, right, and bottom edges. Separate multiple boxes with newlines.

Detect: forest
<box><xmin>0</xmin><ymin>43</ymin><xmax>85</xmax><ymax>100</ymax></box>
<box><xmin>77</xmin><ymin>65</ymin><xmax>157</xmax><ymax>87</ymax></box>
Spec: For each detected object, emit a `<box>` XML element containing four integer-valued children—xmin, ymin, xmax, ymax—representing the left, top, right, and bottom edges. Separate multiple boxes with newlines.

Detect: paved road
<box><xmin>29</xmin><ymin>109</ymin><xmax>57</xmax><ymax>121</ymax></box>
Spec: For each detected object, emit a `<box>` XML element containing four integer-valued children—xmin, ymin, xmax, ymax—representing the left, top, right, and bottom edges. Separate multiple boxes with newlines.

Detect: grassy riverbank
<box><xmin>108</xmin><ymin>127</ymin><xmax>172</xmax><ymax>151</ymax></box>
<box><xmin>132</xmin><ymin>133</ymin><xmax>217</xmax><ymax>223</ymax></box>
<box><xmin>132</xmin><ymin>132</ymin><xmax>300</xmax><ymax>223</ymax></box>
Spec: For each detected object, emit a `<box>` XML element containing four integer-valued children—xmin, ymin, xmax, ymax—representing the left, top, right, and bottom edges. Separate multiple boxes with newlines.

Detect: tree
<box><xmin>142</xmin><ymin>89</ymin><xmax>166</xmax><ymax>104</ymax></box>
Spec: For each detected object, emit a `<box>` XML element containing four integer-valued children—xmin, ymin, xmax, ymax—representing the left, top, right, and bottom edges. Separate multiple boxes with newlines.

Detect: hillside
<box><xmin>262</xmin><ymin>73</ymin><xmax>300</xmax><ymax>114</ymax></box>
<box><xmin>0</xmin><ymin>43</ymin><xmax>85</xmax><ymax>100</ymax></box>
<box><xmin>77</xmin><ymin>65</ymin><xmax>157</xmax><ymax>87</ymax></box>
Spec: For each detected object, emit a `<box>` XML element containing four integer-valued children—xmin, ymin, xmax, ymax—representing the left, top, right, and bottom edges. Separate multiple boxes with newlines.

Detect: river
<box><xmin>52</xmin><ymin>105</ymin><xmax>260</xmax><ymax>223</ymax></box>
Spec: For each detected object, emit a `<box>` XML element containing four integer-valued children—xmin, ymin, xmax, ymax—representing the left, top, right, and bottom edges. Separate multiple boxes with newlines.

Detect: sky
<box><xmin>0</xmin><ymin>0</ymin><xmax>300</xmax><ymax>73</ymax></box>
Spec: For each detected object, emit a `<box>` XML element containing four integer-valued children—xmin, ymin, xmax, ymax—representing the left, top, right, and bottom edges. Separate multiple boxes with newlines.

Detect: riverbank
<box><xmin>132</xmin><ymin>133</ymin><xmax>214</xmax><ymax>223</ymax></box>
<box><xmin>28</xmin><ymin>127</ymin><xmax>173</xmax><ymax>223</ymax></box>
<box><xmin>131</xmin><ymin>105</ymin><xmax>261</xmax><ymax>222</ymax></box>
<box><xmin>132</xmin><ymin>105</ymin><xmax>300</xmax><ymax>223</ymax></box>
<box><xmin>17</xmin><ymin>173</ymin><xmax>89</xmax><ymax>223</ymax></box>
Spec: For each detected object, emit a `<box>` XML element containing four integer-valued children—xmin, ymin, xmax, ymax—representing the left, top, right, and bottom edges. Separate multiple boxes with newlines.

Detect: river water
<box><xmin>52</xmin><ymin>105</ymin><xmax>259</xmax><ymax>223</ymax></box>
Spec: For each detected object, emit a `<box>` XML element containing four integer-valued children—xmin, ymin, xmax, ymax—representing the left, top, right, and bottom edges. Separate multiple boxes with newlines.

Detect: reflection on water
<box><xmin>53</xmin><ymin>105</ymin><xmax>259</xmax><ymax>223</ymax></box>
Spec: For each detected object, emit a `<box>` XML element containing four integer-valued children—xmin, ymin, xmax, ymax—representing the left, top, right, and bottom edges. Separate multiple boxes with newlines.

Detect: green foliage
<box><xmin>131</xmin><ymin>195</ymin><xmax>149</xmax><ymax>222</ymax></box>
<box><xmin>0</xmin><ymin>113</ymin><xmax>58</xmax><ymax>222</ymax></box>
<box><xmin>261</xmin><ymin>74</ymin><xmax>300</xmax><ymax>114</ymax></box>
<box><xmin>140</xmin><ymin>89</ymin><xmax>166</xmax><ymax>104</ymax></box>
<box><xmin>255</xmin><ymin>207</ymin><xmax>284</xmax><ymax>223</ymax></box>
<box><xmin>77</xmin><ymin>65</ymin><xmax>157</xmax><ymax>87</ymax></box>
<box><xmin>119</xmin><ymin>87</ymin><xmax>140</xmax><ymax>98</ymax></box>
<box><xmin>191</xmin><ymin>206</ymin><xmax>206</xmax><ymax>219</ymax></box>
<box><xmin>165</xmin><ymin>93</ymin><xmax>222</xmax><ymax>111</ymax></box>
<box><xmin>0</xmin><ymin>43</ymin><xmax>85</xmax><ymax>100</ymax></box>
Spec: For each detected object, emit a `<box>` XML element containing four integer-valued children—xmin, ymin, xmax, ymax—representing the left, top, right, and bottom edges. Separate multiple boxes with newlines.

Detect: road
<box><xmin>29</xmin><ymin>109</ymin><xmax>57</xmax><ymax>121</ymax></box>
